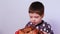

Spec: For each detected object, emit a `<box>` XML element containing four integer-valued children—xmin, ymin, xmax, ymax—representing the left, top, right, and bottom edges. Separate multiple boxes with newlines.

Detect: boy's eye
<box><xmin>34</xmin><ymin>16</ymin><xmax>39</xmax><ymax>18</ymax></box>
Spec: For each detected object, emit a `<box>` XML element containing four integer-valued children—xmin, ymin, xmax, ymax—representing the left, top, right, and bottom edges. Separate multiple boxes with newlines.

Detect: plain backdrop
<box><xmin>0</xmin><ymin>0</ymin><xmax>60</xmax><ymax>34</ymax></box>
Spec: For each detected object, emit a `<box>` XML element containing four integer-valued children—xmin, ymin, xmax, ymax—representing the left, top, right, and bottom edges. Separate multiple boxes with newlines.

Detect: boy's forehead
<box><xmin>29</xmin><ymin>13</ymin><xmax>40</xmax><ymax>16</ymax></box>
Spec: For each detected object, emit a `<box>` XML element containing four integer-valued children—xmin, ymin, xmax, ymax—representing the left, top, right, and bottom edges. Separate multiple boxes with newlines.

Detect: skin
<box><xmin>29</xmin><ymin>13</ymin><xmax>43</xmax><ymax>25</ymax></box>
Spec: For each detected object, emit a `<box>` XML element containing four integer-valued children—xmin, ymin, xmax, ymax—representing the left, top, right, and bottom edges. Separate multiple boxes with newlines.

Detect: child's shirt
<box><xmin>25</xmin><ymin>20</ymin><xmax>54</xmax><ymax>34</ymax></box>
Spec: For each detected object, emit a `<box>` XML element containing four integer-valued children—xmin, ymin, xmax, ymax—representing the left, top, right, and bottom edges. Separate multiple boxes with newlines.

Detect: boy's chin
<box><xmin>32</xmin><ymin>22</ymin><xmax>38</xmax><ymax>25</ymax></box>
<box><xmin>32</xmin><ymin>22</ymin><xmax>41</xmax><ymax>25</ymax></box>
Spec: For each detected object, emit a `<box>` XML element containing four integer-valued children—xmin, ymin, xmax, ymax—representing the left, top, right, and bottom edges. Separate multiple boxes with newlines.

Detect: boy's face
<box><xmin>29</xmin><ymin>13</ymin><xmax>43</xmax><ymax>25</ymax></box>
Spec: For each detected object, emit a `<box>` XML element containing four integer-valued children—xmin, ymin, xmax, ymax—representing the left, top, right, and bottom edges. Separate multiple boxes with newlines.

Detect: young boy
<box><xmin>25</xmin><ymin>1</ymin><xmax>54</xmax><ymax>34</ymax></box>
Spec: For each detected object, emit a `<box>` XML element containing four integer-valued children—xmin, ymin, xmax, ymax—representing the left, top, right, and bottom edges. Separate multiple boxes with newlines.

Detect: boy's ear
<box><xmin>41</xmin><ymin>14</ymin><xmax>44</xmax><ymax>18</ymax></box>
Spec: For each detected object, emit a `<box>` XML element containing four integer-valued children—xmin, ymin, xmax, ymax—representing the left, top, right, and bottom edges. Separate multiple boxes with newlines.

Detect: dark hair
<box><xmin>29</xmin><ymin>1</ymin><xmax>44</xmax><ymax>16</ymax></box>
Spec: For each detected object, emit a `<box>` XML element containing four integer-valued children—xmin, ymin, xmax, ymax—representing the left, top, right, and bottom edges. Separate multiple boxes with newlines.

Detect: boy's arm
<box><xmin>42</xmin><ymin>30</ymin><xmax>54</xmax><ymax>34</ymax></box>
<box><xmin>47</xmin><ymin>24</ymin><xmax>54</xmax><ymax>34</ymax></box>
<box><xmin>44</xmin><ymin>24</ymin><xmax>54</xmax><ymax>34</ymax></box>
<box><xmin>40</xmin><ymin>22</ymin><xmax>54</xmax><ymax>34</ymax></box>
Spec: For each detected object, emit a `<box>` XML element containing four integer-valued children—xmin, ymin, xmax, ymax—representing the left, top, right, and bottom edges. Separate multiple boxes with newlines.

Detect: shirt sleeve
<box><xmin>46</xmin><ymin>24</ymin><xmax>54</xmax><ymax>34</ymax></box>
<box><xmin>41</xmin><ymin>22</ymin><xmax>54</xmax><ymax>34</ymax></box>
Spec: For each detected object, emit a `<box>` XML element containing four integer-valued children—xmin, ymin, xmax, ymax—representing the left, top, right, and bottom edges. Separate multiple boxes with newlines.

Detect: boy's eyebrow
<box><xmin>30</xmin><ymin>16</ymin><xmax>39</xmax><ymax>17</ymax></box>
<box><xmin>34</xmin><ymin>16</ymin><xmax>39</xmax><ymax>17</ymax></box>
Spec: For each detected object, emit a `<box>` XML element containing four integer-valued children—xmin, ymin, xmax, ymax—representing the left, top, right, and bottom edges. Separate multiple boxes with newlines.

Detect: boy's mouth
<box><xmin>32</xmin><ymin>22</ymin><xmax>37</xmax><ymax>25</ymax></box>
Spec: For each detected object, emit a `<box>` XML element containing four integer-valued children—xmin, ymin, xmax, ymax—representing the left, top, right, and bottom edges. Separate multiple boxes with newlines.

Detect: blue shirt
<box><xmin>25</xmin><ymin>20</ymin><xmax>54</xmax><ymax>34</ymax></box>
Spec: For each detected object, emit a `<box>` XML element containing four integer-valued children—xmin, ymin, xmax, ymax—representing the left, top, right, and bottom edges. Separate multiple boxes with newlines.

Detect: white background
<box><xmin>0</xmin><ymin>0</ymin><xmax>60</xmax><ymax>34</ymax></box>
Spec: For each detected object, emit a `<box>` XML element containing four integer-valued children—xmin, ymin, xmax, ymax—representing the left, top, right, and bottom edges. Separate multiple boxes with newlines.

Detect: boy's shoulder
<box><xmin>25</xmin><ymin>20</ymin><xmax>51</xmax><ymax>28</ymax></box>
<box><xmin>37</xmin><ymin>20</ymin><xmax>54</xmax><ymax>34</ymax></box>
<box><xmin>40</xmin><ymin>20</ymin><xmax>51</xmax><ymax>28</ymax></box>
<box><xmin>35</xmin><ymin>20</ymin><xmax>52</xmax><ymax>30</ymax></box>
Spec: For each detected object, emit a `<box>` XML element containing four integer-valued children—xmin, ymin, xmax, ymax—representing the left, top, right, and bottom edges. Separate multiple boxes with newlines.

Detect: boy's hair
<box><xmin>29</xmin><ymin>1</ymin><xmax>44</xmax><ymax>16</ymax></box>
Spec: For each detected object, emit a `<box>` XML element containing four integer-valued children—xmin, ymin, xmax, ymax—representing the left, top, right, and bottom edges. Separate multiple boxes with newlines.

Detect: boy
<box><xmin>25</xmin><ymin>1</ymin><xmax>54</xmax><ymax>34</ymax></box>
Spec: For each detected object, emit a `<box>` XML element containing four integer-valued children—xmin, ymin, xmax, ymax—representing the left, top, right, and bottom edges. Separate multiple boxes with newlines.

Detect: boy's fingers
<box><xmin>43</xmin><ymin>31</ymin><xmax>47</xmax><ymax>34</ymax></box>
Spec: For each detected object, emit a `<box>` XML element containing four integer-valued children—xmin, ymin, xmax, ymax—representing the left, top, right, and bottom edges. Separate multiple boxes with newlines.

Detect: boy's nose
<box><xmin>32</xmin><ymin>18</ymin><xmax>35</xmax><ymax>20</ymax></box>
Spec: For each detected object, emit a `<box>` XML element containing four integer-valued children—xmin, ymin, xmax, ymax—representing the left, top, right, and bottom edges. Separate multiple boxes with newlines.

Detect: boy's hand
<box><xmin>43</xmin><ymin>31</ymin><xmax>48</xmax><ymax>34</ymax></box>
